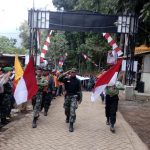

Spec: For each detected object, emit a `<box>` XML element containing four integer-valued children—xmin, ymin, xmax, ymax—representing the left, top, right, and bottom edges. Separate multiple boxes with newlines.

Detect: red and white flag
<box><xmin>59</xmin><ymin>59</ymin><xmax>64</xmax><ymax>67</ymax></box>
<box><xmin>40</xmin><ymin>30</ymin><xmax>53</xmax><ymax>62</ymax></box>
<box><xmin>14</xmin><ymin>56</ymin><xmax>38</xmax><ymax>105</ymax></box>
<box><xmin>91</xmin><ymin>59</ymin><xmax>122</xmax><ymax>102</ymax></box>
<box><xmin>103</xmin><ymin>33</ymin><xmax>123</xmax><ymax>57</ymax></box>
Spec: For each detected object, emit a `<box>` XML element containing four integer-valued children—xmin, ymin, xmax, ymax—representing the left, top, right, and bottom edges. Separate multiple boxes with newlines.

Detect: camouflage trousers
<box><xmin>0</xmin><ymin>93</ymin><xmax>11</xmax><ymax>118</ymax></box>
<box><xmin>41</xmin><ymin>92</ymin><xmax>52</xmax><ymax>113</ymax></box>
<box><xmin>32</xmin><ymin>91</ymin><xmax>42</xmax><ymax>118</ymax></box>
<box><xmin>64</xmin><ymin>95</ymin><xmax>78</xmax><ymax>123</ymax></box>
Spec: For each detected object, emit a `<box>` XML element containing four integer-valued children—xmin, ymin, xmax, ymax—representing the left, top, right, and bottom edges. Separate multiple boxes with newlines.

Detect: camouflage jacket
<box><xmin>36</xmin><ymin>76</ymin><xmax>48</xmax><ymax>91</ymax></box>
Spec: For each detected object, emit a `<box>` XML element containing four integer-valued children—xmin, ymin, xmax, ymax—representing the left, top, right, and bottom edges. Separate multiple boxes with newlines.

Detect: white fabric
<box><xmin>107</xmin><ymin>36</ymin><xmax>112</xmax><ymax>43</ymax></box>
<box><xmin>117</xmin><ymin>50</ymin><xmax>123</xmax><ymax>56</ymax></box>
<box><xmin>91</xmin><ymin>84</ymin><xmax>107</xmax><ymax>102</ymax></box>
<box><xmin>76</xmin><ymin>75</ymin><xmax>90</xmax><ymax>81</ymax></box>
<box><xmin>40</xmin><ymin>53</ymin><xmax>45</xmax><ymax>58</ymax></box>
<box><xmin>46</xmin><ymin>37</ymin><xmax>50</xmax><ymax>43</ymax></box>
<box><xmin>14</xmin><ymin>77</ymin><xmax>28</xmax><ymax>105</ymax></box>
<box><xmin>112</xmin><ymin>43</ymin><xmax>118</xmax><ymax>49</ymax></box>
<box><xmin>108</xmin><ymin>72</ymin><xmax>118</xmax><ymax>86</ymax></box>
<box><xmin>91</xmin><ymin>72</ymin><xmax>119</xmax><ymax>102</ymax></box>
<box><xmin>43</xmin><ymin>45</ymin><xmax>48</xmax><ymax>51</ymax></box>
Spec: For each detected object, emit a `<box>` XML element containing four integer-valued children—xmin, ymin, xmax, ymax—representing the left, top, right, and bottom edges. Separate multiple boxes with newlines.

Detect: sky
<box><xmin>0</xmin><ymin>0</ymin><xmax>56</xmax><ymax>46</ymax></box>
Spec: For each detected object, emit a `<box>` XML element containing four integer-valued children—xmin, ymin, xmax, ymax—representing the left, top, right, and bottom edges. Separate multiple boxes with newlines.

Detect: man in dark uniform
<box><xmin>0</xmin><ymin>67</ymin><xmax>13</xmax><ymax>125</ymax></box>
<box><xmin>105</xmin><ymin>84</ymin><xmax>119</xmax><ymax>133</ymax></box>
<box><xmin>58</xmin><ymin>68</ymin><xmax>82</xmax><ymax>132</ymax></box>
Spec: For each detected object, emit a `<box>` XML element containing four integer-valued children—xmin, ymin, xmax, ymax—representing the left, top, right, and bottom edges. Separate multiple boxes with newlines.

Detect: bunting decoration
<box><xmin>58</xmin><ymin>56</ymin><xmax>65</xmax><ymax>68</ymax></box>
<box><xmin>40</xmin><ymin>30</ymin><xmax>53</xmax><ymax>62</ymax></box>
<box><xmin>103</xmin><ymin>33</ymin><xmax>123</xmax><ymax>56</ymax></box>
<box><xmin>82</xmin><ymin>53</ymin><xmax>98</xmax><ymax>67</ymax></box>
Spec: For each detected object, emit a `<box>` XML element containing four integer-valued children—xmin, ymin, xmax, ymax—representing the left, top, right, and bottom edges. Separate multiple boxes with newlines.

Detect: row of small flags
<box><xmin>82</xmin><ymin>53</ymin><xmax>98</xmax><ymax>67</ymax></box>
<box><xmin>103</xmin><ymin>33</ymin><xmax>123</xmax><ymax>57</ymax></box>
<box><xmin>39</xmin><ymin>31</ymin><xmax>123</xmax><ymax>67</ymax></box>
<box><xmin>39</xmin><ymin>30</ymin><xmax>65</xmax><ymax>68</ymax></box>
<box><xmin>37</xmin><ymin>30</ymin><xmax>124</xmax><ymax>102</ymax></box>
<box><xmin>40</xmin><ymin>30</ymin><xmax>53</xmax><ymax>62</ymax></box>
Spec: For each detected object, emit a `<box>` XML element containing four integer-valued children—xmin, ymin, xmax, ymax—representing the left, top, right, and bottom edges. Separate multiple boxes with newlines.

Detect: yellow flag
<box><xmin>14</xmin><ymin>55</ymin><xmax>24</xmax><ymax>81</ymax></box>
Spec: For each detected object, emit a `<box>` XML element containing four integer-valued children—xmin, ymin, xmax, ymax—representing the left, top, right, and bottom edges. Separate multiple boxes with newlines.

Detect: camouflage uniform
<box><xmin>58</xmin><ymin>69</ymin><xmax>82</xmax><ymax>132</ymax></box>
<box><xmin>0</xmin><ymin>80</ymin><xmax>12</xmax><ymax>125</ymax></box>
<box><xmin>32</xmin><ymin>75</ymin><xmax>48</xmax><ymax>128</ymax></box>
<box><xmin>41</xmin><ymin>74</ymin><xmax>54</xmax><ymax>116</ymax></box>
<box><xmin>64</xmin><ymin>95</ymin><xmax>78</xmax><ymax>123</ymax></box>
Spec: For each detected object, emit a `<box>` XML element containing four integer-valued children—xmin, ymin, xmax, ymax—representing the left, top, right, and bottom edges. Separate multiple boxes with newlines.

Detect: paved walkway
<box><xmin>0</xmin><ymin>92</ymin><xmax>148</xmax><ymax>150</ymax></box>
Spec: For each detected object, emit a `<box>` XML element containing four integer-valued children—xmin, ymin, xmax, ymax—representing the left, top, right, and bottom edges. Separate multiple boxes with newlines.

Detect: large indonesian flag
<box><xmin>91</xmin><ymin>59</ymin><xmax>122</xmax><ymax>102</ymax></box>
<box><xmin>14</xmin><ymin>57</ymin><xmax>38</xmax><ymax>105</ymax></box>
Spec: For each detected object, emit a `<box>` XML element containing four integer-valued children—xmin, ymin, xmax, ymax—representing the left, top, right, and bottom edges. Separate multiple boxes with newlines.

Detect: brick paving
<box><xmin>0</xmin><ymin>92</ymin><xmax>148</xmax><ymax>150</ymax></box>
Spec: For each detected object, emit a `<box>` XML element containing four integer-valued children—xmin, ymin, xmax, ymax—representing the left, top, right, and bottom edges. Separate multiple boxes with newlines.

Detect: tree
<box><xmin>45</xmin><ymin>31</ymin><xmax>69</xmax><ymax>69</ymax></box>
<box><xmin>0</xmin><ymin>36</ymin><xmax>25</xmax><ymax>54</ymax></box>
<box><xmin>52</xmin><ymin>0</ymin><xmax>78</xmax><ymax>10</ymax></box>
<box><xmin>19</xmin><ymin>20</ymin><xmax>30</xmax><ymax>49</ymax></box>
<box><xmin>51</xmin><ymin>0</ymin><xmax>150</xmax><ymax>72</ymax></box>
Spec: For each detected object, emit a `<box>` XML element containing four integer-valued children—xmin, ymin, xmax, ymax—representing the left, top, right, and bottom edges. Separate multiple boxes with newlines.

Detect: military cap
<box><xmin>2</xmin><ymin>67</ymin><xmax>13</xmax><ymax>72</ymax></box>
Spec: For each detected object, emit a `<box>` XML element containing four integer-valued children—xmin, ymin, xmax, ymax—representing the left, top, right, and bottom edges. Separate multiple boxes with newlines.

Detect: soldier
<box><xmin>32</xmin><ymin>67</ymin><xmax>48</xmax><ymax>128</ymax></box>
<box><xmin>105</xmin><ymin>83</ymin><xmax>119</xmax><ymax>133</ymax></box>
<box><xmin>41</xmin><ymin>68</ymin><xmax>55</xmax><ymax>116</ymax></box>
<box><xmin>58</xmin><ymin>68</ymin><xmax>82</xmax><ymax>132</ymax></box>
<box><xmin>0</xmin><ymin>67</ymin><xmax>13</xmax><ymax>125</ymax></box>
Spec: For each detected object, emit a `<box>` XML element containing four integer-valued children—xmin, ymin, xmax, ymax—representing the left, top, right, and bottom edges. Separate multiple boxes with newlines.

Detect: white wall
<box><xmin>141</xmin><ymin>73</ymin><xmax>150</xmax><ymax>93</ymax></box>
<box><xmin>141</xmin><ymin>54</ymin><xmax>150</xmax><ymax>93</ymax></box>
<box><xmin>143</xmin><ymin>54</ymin><xmax>150</xmax><ymax>73</ymax></box>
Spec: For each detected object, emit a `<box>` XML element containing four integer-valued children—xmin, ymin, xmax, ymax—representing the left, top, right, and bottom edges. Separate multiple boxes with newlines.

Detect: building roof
<box><xmin>0</xmin><ymin>53</ymin><xmax>25</xmax><ymax>57</ymax></box>
<box><xmin>135</xmin><ymin>45</ymin><xmax>150</xmax><ymax>55</ymax></box>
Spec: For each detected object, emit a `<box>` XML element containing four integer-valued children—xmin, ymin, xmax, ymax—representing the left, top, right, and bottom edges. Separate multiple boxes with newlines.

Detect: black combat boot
<box><xmin>110</xmin><ymin>124</ymin><xmax>115</xmax><ymax>133</ymax></box>
<box><xmin>69</xmin><ymin>122</ymin><xmax>74</xmax><ymax>132</ymax></box>
<box><xmin>65</xmin><ymin>116</ymin><xmax>69</xmax><ymax>123</ymax></box>
<box><xmin>1</xmin><ymin>118</ymin><xmax>9</xmax><ymax>125</ymax></box>
<box><xmin>44</xmin><ymin>111</ymin><xmax>48</xmax><ymax>116</ymax></box>
<box><xmin>32</xmin><ymin>117</ymin><xmax>37</xmax><ymax>128</ymax></box>
<box><xmin>106</xmin><ymin>117</ymin><xmax>110</xmax><ymax>125</ymax></box>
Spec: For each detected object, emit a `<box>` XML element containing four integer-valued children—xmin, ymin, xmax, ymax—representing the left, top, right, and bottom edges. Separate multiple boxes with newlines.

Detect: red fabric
<box><xmin>41</xmin><ymin>49</ymin><xmax>47</xmax><ymax>54</ymax></box>
<box><xmin>94</xmin><ymin>59</ymin><xmax>122</xmax><ymax>89</ymax></box>
<box><xmin>23</xmin><ymin>56</ymin><xmax>38</xmax><ymax>100</ymax></box>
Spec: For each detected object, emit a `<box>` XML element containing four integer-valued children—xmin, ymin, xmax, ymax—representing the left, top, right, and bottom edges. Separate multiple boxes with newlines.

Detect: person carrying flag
<box><xmin>32</xmin><ymin>67</ymin><xmax>48</xmax><ymax>128</ymax></box>
<box><xmin>105</xmin><ymin>83</ymin><xmax>119</xmax><ymax>133</ymax></box>
<box><xmin>91</xmin><ymin>59</ymin><xmax>123</xmax><ymax>133</ymax></box>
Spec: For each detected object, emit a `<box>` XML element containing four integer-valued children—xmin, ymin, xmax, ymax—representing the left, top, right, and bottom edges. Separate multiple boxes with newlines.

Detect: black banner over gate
<box><xmin>28</xmin><ymin>10</ymin><xmax>118</xmax><ymax>33</ymax></box>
